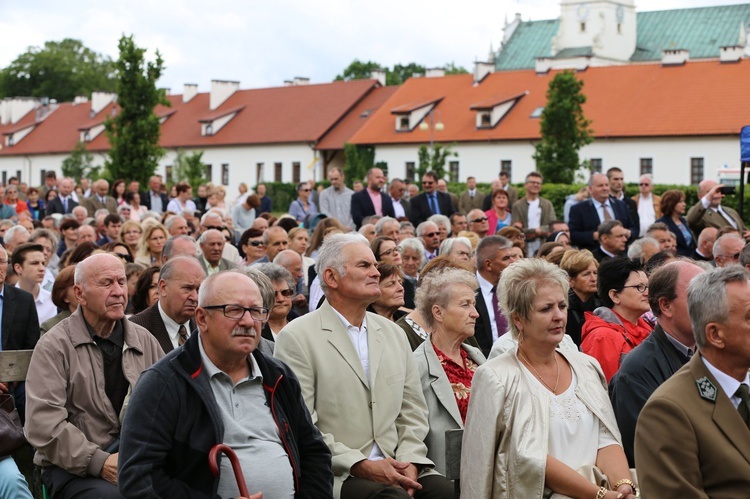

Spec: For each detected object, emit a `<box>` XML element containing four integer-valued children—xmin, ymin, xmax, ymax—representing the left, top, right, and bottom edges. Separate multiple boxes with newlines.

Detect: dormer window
<box><xmin>390</xmin><ymin>98</ymin><xmax>443</xmax><ymax>133</ymax></box>
<box><xmin>470</xmin><ymin>92</ymin><xmax>528</xmax><ymax>129</ymax></box>
<box><xmin>83</xmin><ymin>132</ymin><xmax>91</xmax><ymax>142</ymax></box>
<box><xmin>480</xmin><ymin>113</ymin><xmax>492</xmax><ymax>127</ymax></box>
<box><xmin>205</xmin><ymin>124</ymin><xmax>214</xmax><ymax>136</ymax></box>
<box><xmin>78</xmin><ymin>123</ymin><xmax>105</xmax><ymax>143</ymax></box>
<box><xmin>198</xmin><ymin>106</ymin><xmax>244</xmax><ymax>137</ymax></box>
<box><xmin>398</xmin><ymin>117</ymin><xmax>409</xmax><ymax>131</ymax></box>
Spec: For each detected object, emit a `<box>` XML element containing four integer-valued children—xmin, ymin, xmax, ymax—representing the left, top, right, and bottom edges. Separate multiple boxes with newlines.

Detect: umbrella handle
<box><xmin>208</xmin><ymin>444</ymin><xmax>250</xmax><ymax>497</ymax></box>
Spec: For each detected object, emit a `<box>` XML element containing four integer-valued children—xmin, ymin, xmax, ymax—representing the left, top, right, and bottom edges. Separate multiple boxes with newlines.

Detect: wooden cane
<box><xmin>208</xmin><ymin>444</ymin><xmax>250</xmax><ymax>497</ymax></box>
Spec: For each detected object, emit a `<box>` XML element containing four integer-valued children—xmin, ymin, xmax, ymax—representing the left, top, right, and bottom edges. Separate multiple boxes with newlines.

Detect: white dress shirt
<box><xmin>158</xmin><ymin>301</ymin><xmax>191</xmax><ymax>350</ymax></box>
<box><xmin>702</xmin><ymin>355</ymin><xmax>750</xmax><ymax>409</ymax></box>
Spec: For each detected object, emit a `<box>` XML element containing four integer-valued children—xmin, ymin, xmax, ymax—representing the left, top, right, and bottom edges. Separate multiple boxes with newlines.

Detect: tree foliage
<box><xmin>444</xmin><ymin>62</ymin><xmax>469</xmax><ymax>75</ymax></box>
<box><xmin>343</xmin><ymin>143</ymin><xmax>376</xmax><ymax>186</ymax></box>
<box><xmin>335</xmin><ymin>60</ymin><xmax>467</xmax><ymax>85</ymax></box>
<box><xmin>0</xmin><ymin>39</ymin><xmax>117</xmax><ymax>101</ymax></box>
<box><xmin>532</xmin><ymin>71</ymin><xmax>594</xmax><ymax>184</ymax></box>
<box><xmin>417</xmin><ymin>144</ymin><xmax>457</xmax><ymax>180</ymax></box>
<box><xmin>172</xmin><ymin>150</ymin><xmax>208</xmax><ymax>192</ymax></box>
<box><xmin>104</xmin><ymin>35</ymin><xmax>169</xmax><ymax>186</ymax></box>
<box><xmin>61</xmin><ymin>141</ymin><xmax>100</xmax><ymax>182</ymax></box>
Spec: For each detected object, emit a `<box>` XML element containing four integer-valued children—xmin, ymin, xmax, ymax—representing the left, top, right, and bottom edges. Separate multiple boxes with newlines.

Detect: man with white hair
<box><xmin>632</xmin><ymin>174</ymin><xmax>661</xmax><ymax>237</ymax></box>
<box><xmin>417</xmin><ymin>221</ymin><xmax>441</xmax><ymax>261</ymax></box>
<box><xmin>72</xmin><ymin>205</ymin><xmax>88</xmax><ymax>224</ymax></box>
<box><xmin>712</xmin><ymin>233</ymin><xmax>744</xmax><ymax>268</ymax></box>
<box><xmin>374</xmin><ymin>216</ymin><xmax>400</xmax><ymax>241</ymax></box>
<box><xmin>199</xmin><ymin>210</ymin><xmax>240</xmax><ymax>264</ymax></box>
<box><xmin>275</xmin><ymin>234</ymin><xmax>452</xmax><ymax>498</ymax></box>
<box><xmin>165</xmin><ymin>215</ymin><xmax>190</xmax><ymax>237</ymax></box>
<box><xmin>141</xmin><ymin>175</ymin><xmax>168</xmax><ymax>214</ymax></box>
<box><xmin>198</xmin><ymin>229</ymin><xmax>237</xmax><ymax>275</ymax></box>
<box><xmin>3</xmin><ymin>225</ymin><xmax>30</xmax><ymax>255</ymax></box>
<box><xmin>82</xmin><ymin>179</ymin><xmax>117</xmax><ymax>216</ymax></box>
<box><xmin>24</xmin><ymin>253</ymin><xmax>163</xmax><ymax>498</ymax></box>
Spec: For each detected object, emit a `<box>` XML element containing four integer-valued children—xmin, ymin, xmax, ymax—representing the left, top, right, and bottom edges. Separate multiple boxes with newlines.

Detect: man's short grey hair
<box><xmin>4</xmin><ymin>225</ymin><xmax>29</xmax><ymax>246</ymax></box>
<box><xmin>427</xmin><ymin>214</ymin><xmax>450</xmax><ymax>233</ymax></box>
<box><xmin>162</xmin><ymin>235</ymin><xmax>197</xmax><ymax>260</ymax></box>
<box><xmin>688</xmin><ymin>266</ymin><xmax>749</xmax><ymax>349</ymax></box>
<box><xmin>439</xmin><ymin>237</ymin><xmax>472</xmax><ymax>257</ymax></box>
<box><xmin>646</xmin><ymin>222</ymin><xmax>669</xmax><ymax>235</ymax></box>
<box><xmin>263</xmin><ymin>225</ymin><xmax>287</xmax><ymax>245</ymax></box>
<box><xmin>597</xmin><ymin>219</ymin><xmax>623</xmax><ymax>238</ymax></box>
<box><xmin>198</xmin><ymin>229</ymin><xmax>222</xmax><ymax>245</ymax></box>
<box><xmin>475</xmin><ymin>235</ymin><xmax>513</xmax><ymax>267</ymax></box>
<box><xmin>159</xmin><ymin>255</ymin><xmax>205</xmax><ymax>284</ymax></box>
<box><xmin>255</xmin><ymin>263</ymin><xmax>295</xmax><ymax>291</ymax></box>
<box><xmin>739</xmin><ymin>242</ymin><xmax>750</xmax><ymax>267</ymax></box>
<box><xmin>94</xmin><ymin>208</ymin><xmax>110</xmax><ymax>219</ymax></box>
<box><xmin>415</xmin><ymin>268</ymin><xmax>478</xmax><ymax>329</ymax></box>
<box><xmin>29</xmin><ymin>228</ymin><xmax>59</xmax><ymax>246</ymax></box>
<box><xmin>399</xmin><ymin>221</ymin><xmax>414</xmax><ymax>232</ymax></box>
<box><xmin>713</xmin><ymin>233</ymin><xmax>744</xmax><ymax>258</ymax></box>
<box><xmin>374</xmin><ymin>217</ymin><xmax>398</xmax><ymax>236</ymax></box>
<box><xmin>164</xmin><ymin>215</ymin><xmax>186</xmax><ymax>232</ymax></box>
<box><xmin>231</xmin><ymin>267</ymin><xmax>277</xmax><ymax>311</ymax></box>
<box><xmin>0</xmin><ymin>220</ymin><xmax>14</xmax><ymax>232</ymax></box>
<box><xmin>200</xmin><ymin>211</ymin><xmax>224</xmax><ymax>226</ymax></box>
<box><xmin>398</xmin><ymin>237</ymin><xmax>427</xmax><ymax>268</ymax></box>
<box><xmin>74</xmin><ymin>253</ymin><xmax>122</xmax><ymax>286</ymax></box>
<box><xmin>316</xmin><ymin>233</ymin><xmax>369</xmax><ymax>293</ymax></box>
<box><xmin>627</xmin><ymin>237</ymin><xmax>659</xmax><ymax>261</ymax></box>
<box><xmin>389</xmin><ymin>178</ymin><xmax>404</xmax><ymax>188</ymax></box>
<box><xmin>416</xmin><ymin>221</ymin><xmax>438</xmax><ymax>237</ymax></box>
<box><xmin>588</xmin><ymin>172</ymin><xmax>607</xmax><ymax>188</ymax></box>
<box><xmin>72</xmin><ymin>206</ymin><xmax>87</xmax><ymax>216</ymax></box>
<box><xmin>640</xmin><ymin>174</ymin><xmax>653</xmax><ymax>183</ymax></box>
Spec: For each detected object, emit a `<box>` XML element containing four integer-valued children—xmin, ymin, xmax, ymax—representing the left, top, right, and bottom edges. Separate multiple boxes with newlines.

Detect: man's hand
<box><xmin>351</xmin><ymin>458</ymin><xmax>422</xmax><ymax>493</ymax></box>
<box><xmin>0</xmin><ymin>382</ymin><xmax>8</xmax><ymax>393</ymax></box>
<box><xmin>291</xmin><ymin>294</ymin><xmax>307</xmax><ymax>308</ymax></box>
<box><xmin>742</xmin><ymin>230</ymin><xmax>750</xmax><ymax>242</ymax></box>
<box><xmin>100</xmin><ymin>453</ymin><xmax>118</xmax><ymax>485</ymax></box>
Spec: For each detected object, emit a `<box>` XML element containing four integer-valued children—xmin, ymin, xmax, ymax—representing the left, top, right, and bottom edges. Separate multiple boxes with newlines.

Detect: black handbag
<box><xmin>0</xmin><ymin>392</ymin><xmax>26</xmax><ymax>457</ymax></box>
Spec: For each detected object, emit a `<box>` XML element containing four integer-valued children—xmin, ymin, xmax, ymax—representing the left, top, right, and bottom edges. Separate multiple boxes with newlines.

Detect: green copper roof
<box><xmin>496</xmin><ymin>4</ymin><xmax>750</xmax><ymax>70</ymax></box>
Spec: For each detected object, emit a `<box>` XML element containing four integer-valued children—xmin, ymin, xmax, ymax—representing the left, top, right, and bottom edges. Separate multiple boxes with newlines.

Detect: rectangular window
<box><xmin>165</xmin><ymin>166</ymin><xmax>173</xmax><ymax>183</ymax></box>
<box><xmin>449</xmin><ymin>161</ymin><xmax>459</xmax><ymax>182</ymax></box>
<box><xmin>39</xmin><ymin>170</ymin><xmax>46</xmax><ymax>186</ymax></box>
<box><xmin>15</xmin><ymin>170</ymin><xmax>21</xmax><ymax>182</ymax></box>
<box><xmin>221</xmin><ymin>163</ymin><xmax>229</xmax><ymax>186</ymax></box>
<box><xmin>292</xmin><ymin>162</ymin><xmax>301</xmax><ymax>184</ymax></box>
<box><xmin>256</xmin><ymin>163</ymin><xmax>263</xmax><ymax>184</ymax></box>
<box><xmin>206</xmin><ymin>164</ymin><xmax>213</xmax><ymax>183</ymax></box>
<box><xmin>691</xmin><ymin>158</ymin><xmax>704</xmax><ymax>185</ymax></box>
<box><xmin>500</xmin><ymin>160</ymin><xmax>512</xmax><ymax>179</ymax></box>
<box><xmin>590</xmin><ymin>158</ymin><xmax>602</xmax><ymax>173</ymax></box>
<box><xmin>405</xmin><ymin>162</ymin><xmax>415</xmax><ymax>182</ymax></box>
<box><xmin>1</xmin><ymin>172</ymin><xmax>6</xmax><ymax>186</ymax></box>
<box><xmin>398</xmin><ymin>116</ymin><xmax>409</xmax><ymax>131</ymax></box>
<box><xmin>640</xmin><ymin>158</ymin><xmax>653</xmax><ymax>176</ymax></box>
<box><xmin>274</xmin><ymin>162</ymin><xmax>282</xmax><ymax>182</ymax></box>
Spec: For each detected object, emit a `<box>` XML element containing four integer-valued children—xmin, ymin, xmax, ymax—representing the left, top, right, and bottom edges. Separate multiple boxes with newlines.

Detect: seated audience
<box><xmin>367</xmin><ymin>263</ymin><xmax>406</xmax><ymax>322</ymax></box>
<box><xmin>559</xmin><ymin>249</ymin><xmax>601</xmax><ymax>347</ymax></box>
<box><xmin>131</xmin><ymin>266</ymin><xmax>160</xmax><ymax>314</ymax></box>
<box><xmin>40</xmin><ymin>266</ymin><xmax>78</xmax><ymax>334</ymax></box>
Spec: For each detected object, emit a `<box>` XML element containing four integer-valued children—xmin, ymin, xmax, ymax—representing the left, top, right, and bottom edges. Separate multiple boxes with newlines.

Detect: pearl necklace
<box><xmin>518</xmin><ymin>348</ymin><xmax>560</xmax><ymax>394</ymax></box>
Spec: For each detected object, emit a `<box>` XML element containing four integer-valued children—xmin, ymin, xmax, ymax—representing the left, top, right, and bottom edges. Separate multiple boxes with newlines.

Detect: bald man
<box><xmin>25</xmin><ymin>254</ymin><xmax>163</xmax><ymax>499</ymax></box>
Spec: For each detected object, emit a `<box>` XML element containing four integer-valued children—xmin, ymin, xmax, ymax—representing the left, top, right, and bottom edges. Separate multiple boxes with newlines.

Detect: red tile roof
<box><xmin>390</xmin><ymin>97</ymin><xmax>443</xmax><ymax>114</ymax></box>
<box><xmin>349</xmin><ymin>59</ymin><xmax>750</xmax><ymax>145</ymax></box>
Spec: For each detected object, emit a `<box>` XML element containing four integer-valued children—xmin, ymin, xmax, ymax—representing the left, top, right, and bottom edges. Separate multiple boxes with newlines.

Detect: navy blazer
<box><xmin>350</xmin><ymin>189</ymin><xmax>395</xmax><ymax>229</ymax></box>
<box><xmin>45</xmin><ymin>196</ymin><xmax>78</xmax><ymax>217</ymax></box>
<box><xmin>259</xmin><ymin>195</ymin><xmax>272</xmax><ymax>214</ymax></box>
<box><xmin>409</xmin><ymin>191</ymin><xmax>456</xmax><ymax>227</ymax></box>
<box><xmin>656</xmin><ymin>215</ymin><xmax>696</xmax><ymax>257</ymax></box>
<box><xmin>1</xmin><ymin>284</ymin><xmax>40</xmax><ymax>351</ymax></box>
<box><xmin>140</xmin><ymin>190</ymin><xmax>170</xmax><ymax>212</ymax></box>
<box><xmin>569</xmin><ymin>197</ymin><xmax>635</xmax><ymax>250</ymax></box>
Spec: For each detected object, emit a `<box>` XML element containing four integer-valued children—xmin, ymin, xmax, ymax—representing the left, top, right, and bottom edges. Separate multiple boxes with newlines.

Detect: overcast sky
<box><xmin>0</xmin><ymin>0</ymin><xmax>745</xmax><ymax>94</ymax></box>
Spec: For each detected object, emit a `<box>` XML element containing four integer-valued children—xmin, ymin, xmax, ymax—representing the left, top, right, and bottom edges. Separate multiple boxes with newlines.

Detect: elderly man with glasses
<box><xmin>408</xmin><ymin>171</ymin><xmax>455</xmax><ymax>227</ymax></box>
<box><xmin>119</xmin><ymin>270</ymin><xmax>333</xmax><ymax>498</ymax></box>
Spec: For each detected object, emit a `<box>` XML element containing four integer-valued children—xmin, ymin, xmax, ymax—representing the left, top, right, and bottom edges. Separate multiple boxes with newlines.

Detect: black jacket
<box><xmin>350</xmin><ymin>189</ymin><xmax>395</xmax><ymax>229</ymax></box>
<box><xmin>566</xmin><ymin>289</ymin><xmax>602</xmax><ymax>348</ymax></box>
<box><xmin>409</xmin><ymin>191</ymin><xmax>456</xmax><ymax>227</ymax></box>
<box><xmin>141</xmin><ymin>190</ymin><xmax>170</xmax><ymax>212</ymax></box>
<box><xmin>609</xmin><ymin>325</ymin><xmax>690</xmax><ymax>467</ymax></box>
<box><xmin>45</xmin><ymin>196</ymin><xmax>78</xmax><ymax>217</ymax></box>
<box><xmin>119</xmin><ymin>332</ymin><xmax>333</xmax><ymax>498</ymax></box>
<box><xmin>1</xmin><ymin>284</ymin><xmax>40</xmax><ymax>351</ymax></box>
<box><xmin>656</xmin><ymin>215</ymin><xmax>696</xmax><ymax>257</ymax></box>
<box><xmin>569</xmin><ymin>198</ymin><xmax>636</xmax><ymax>250</ymax></box>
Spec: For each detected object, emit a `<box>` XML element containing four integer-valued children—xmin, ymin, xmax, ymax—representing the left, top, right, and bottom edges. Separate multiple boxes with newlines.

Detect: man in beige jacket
<box><xmin>25</xmin><ymin>253</ymin><xmax>163</xmax><ymax>498</ymax></box>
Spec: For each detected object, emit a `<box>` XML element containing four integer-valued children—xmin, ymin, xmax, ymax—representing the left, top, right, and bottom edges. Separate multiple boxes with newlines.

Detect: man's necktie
<box><xmin>603</xmin><ymin>203</ymin><xmax>612</xmax><ymax>221</ymax></box>
<box><xmin>491</xmin><ymin>285</ymin><xmax>508</xmax><ymax>337</ymax></box>
<box><xmin>429</xmin><ymin>194</ymin><xmax>439</xmax><ymax>215</ymax></box>
<box><xmin>178</xmin><ymin>324</ymin><xmax>188</xmax><ymax>346</ymax></box>
<box><xmin>736</xmin><ymin>383</ymin><xmax>750</xmax><ymax>430</ymax></box>
<box><xmin>62</xmin><ymin>198</ymin><xmax>68</xmax><ymax>213</ymax></box>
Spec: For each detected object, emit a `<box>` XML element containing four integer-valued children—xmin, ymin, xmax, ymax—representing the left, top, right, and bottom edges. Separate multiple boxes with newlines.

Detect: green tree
<box><xmin>0</xmin><ymin>39</ymin><xmax>117</xmax><ymax>101</ymax></box>
<box><xmin>172</xmin><ymin>150</ymin><xmax>208</xmax><ymax>192</ymax></box>
<box><xmin>334</xmin><ymin>60</ymin><xmax>384</xmax><ymax>82</ymax></box>
<box><xmin>104</xmin><ymin>35</ymin><xmax>169</xmax><ymax>186</ymax></box>
<box><xmin>417</xmin><ymin>144</ymin><xmax>457</xmax><ymax>180</ymax></box>
<box><xmin>334</xmin><ymin>60</ymin><xmax>426</xmax><ymax>85</ymax></box>
<box><xmin>390</xmin><ymin>63</ymin><xmax>425</xmax><ymax>85</ymax></box>
<box><xmin>532</xmin><ymin>71</ymin><xmax>593</xmax><ymax>184</ymax></box>
<box><xmin>343</xmin><ymin>143</ymin><xmax>376</xmax><ymax>186</ymax></box>
<box><xmin>61</xmin><ymin>141</ymin><xmax>100</xmax><ymax>182</ymax></box>
<box><xmin>444</xmin><ymin>62</ymin><xmax>469</xmax><ymax>75</ymax></box>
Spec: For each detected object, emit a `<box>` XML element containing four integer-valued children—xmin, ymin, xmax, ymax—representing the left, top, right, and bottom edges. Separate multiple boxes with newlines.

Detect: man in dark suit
<box><xmin>388</xmin><ymin>178</ymin><xmax>410</xmax><ymax>221</ymax></box>
<box><xmin>350</xmin><ymin>167</ymin><xmax>395</xmax><ymax>229</ymax></box>
<box><xmin>692</xmin><ymin>227</ymin><xmax>717</xmax><ymax>263</ymax></box>
<box><xmin>592</xmin><ymin>220</ymin><xmax>628</xmax><ymax>263</ymax></box>
<box><xmin>82</xmin><ymin>179</ymin><xmax>118</xmax><ymax>216</ymax></box>
<box><xmin>610</xmin><ymin>261</ymin><xmax>703</xmax><ymax>466</ymax></box>
<box><xmin>570</xmin><ymin>173</ymin><xmax>635</xmax><ymax>251</ymax></box>
<box><xmin>607</xmin><ymin>167</ymin><xmax>640</xmax><ymax>236</ymax></box>
<box><xmin>0</xmin><ymin>244</ymin><xmax>40</xmax><ymax>421</ymax></box>
<box><xmin>409</xmin><ymin>171</ymin><xmax>455</xmax><ymax>227</ymax></box>
<box><xmin>473</xmin><ymin>236</ymin><xmax>519</xmax><ymax>357</ymax></box>
<box><xmin>140</xmin><ymin>175</ymin><xmax>169</xmax><ymax>214</ymax></box>
<box><xmin>636</xmin><ymin>266</ymin><xmax>750</xmax><ymax>497</ymax></box>
<box><xmin>130</xmin><ymin>256</ymin><xmax>205</xmax><ymax>353</ymax></box>
<box><xmin>45</xmin><ymin>177</ymin><xmax>78</xmax><ymax>216</ymax></box>
<box><xmin>257</xmin><ymin>183</ymin><xmax>272</xmax><ymax>214</ymax></box>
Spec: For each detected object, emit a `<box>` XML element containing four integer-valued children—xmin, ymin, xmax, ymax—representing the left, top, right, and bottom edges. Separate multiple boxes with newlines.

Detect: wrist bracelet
<box><xmin>595</xmin><ymin>486</ymin><xmax>607</xmax><ymax>499</ymax></box>
<box><xmin>612</xmin><ymin>478</ymin><xmax>636</xmax><ymax>494</ymax></box>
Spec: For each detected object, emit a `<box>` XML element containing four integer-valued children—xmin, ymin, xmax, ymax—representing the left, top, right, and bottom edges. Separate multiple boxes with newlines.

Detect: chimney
<box><xmin>535</xmin><ymin>57</ymin><xmax>552</xmax><ymax>74</ymax></box>
<box><xmin>283</xmin><ymin>80</ymin><xmax>294</xmax><ymax>86</ymax></box>
<box><xmin>661</xmin><ymin>49</ymin><xmax>689</xmax><ymax>66</ymax></box>
<box><xmin>209</xmin><ymin>80</ymin><xmax>240</xmax><ymax>110</ymax></box>
<box><xmin>1</xmin><ymin>97</ymin><xmax>37</xmax><ymax>125</ymax></box>
<box><xmin>474</xmin><ymin>61</ymin><xmax>495</xmax><ymax>84</ymax></box>
<box><xmin>73</xmin><ymin>96</ymin><xmax>89</xmax><ymax>106</ymax></box>
<box><xmin>720</xmin><ymin>45</ymin><xmax>744</xmax><ymax>63</ymax></box>
<box><xmin>293</xmin><ymin>76</ymin><xmax>310</xmax><ymax>86</ymax></box>
<box><xmin>370</xmin><ymin>69</ymin><xmax>386</xmax><ymax>86</ymax></box>
<box><xmin>91</xmin><ymin>92</ymin><xmax>117</xmax><ymax>115</ymax></box>
<box><xmin>183</xmin><ymin>83</ymin><xmax>198</xmax><ymax>103</ymax></box>
<box><xmin>425</xmin><ymin>67</ymin><xmax>446</xmax><ymax>78</ymax></box>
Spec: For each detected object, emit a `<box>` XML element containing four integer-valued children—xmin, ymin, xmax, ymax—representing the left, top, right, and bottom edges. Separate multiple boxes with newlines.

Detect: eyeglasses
<box><xmin>421</xmin><ymin>181</ymin><xmax>434</xmax><ymax>185</ymax></box>
<box><xmin>621</xmin><ymin>284</ymin><xmax>648</xmax><ymax>293</ymax></box>
<box><xmin>299</xmin><ymin>188</ymin><xmax>311</xmax><ymax>192</ymax></box>
<box><xmin>203</xmin><ymin>304</ymin><xmax>270</xmax><ymax>322</ymax></box>
<box><xmin>248</xmin><ymin>240</ymin><xmax>266</xmax><ymax>247</ymax></box>
<box><xmin>381</xmin><ymin>247</ymin><xmax>401</xmax><ymax>257</ymax></box>
<box><xmin>203</xmin><ymin>225</ymin><xmax>224</xmax><ymax>231</ymax></box>
<box><xmin>470</xmin><ymin>217</ymin><xmax>488</xmax><ymax>223</ymax></box>
<box><xmin>639</xmin><ymin>183</ymin><xmax>651</xmax><ymax>187</ymax></box>
<box><xmin>275</xmin><ymin>289</ymin><xmax>295</xmax><ymax>298</ymax></box>
<box><xmin>422</xmin><ymin>232</ymin><xmax>439</xmax><ymax>238</ymax></box>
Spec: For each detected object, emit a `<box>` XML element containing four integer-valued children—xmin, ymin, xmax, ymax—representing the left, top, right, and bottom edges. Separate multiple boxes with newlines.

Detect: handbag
<box><xmin>0</xmin><ymin>392</ymin><xmax>26</xmax><ymax>457</ymax></box>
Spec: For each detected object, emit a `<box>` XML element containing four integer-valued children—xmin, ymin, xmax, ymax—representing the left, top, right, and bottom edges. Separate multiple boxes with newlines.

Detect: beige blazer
<box><xmin>631</xmin><ymin>193</ymin><xmax>662</xmax><ymax>219</ymax></box>
<box><xmin>686</xmin><ymin>201</ymin><xmax>746</xmax><ymax>235</ymax></box>
<box><xmin>274</xmin><ymin>301</ymin><xmax>434</xmax><ymax>497</ymax></box>
<box><xmin>635</xmin><ymin>354</ymin><xmax>750</xmax><ymax>498</ymax></box>
<box><xmin>413</xmin><ymin>339</ymin><xmax>486</xmax><ymax>475</ymax></box>
<box><xmin>458</xmin><ymin>190</ymin><xmax>485</xmax><ymax>215</ymax></box>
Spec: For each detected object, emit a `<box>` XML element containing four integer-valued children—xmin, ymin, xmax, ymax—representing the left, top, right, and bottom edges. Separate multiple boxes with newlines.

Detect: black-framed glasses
<box><xmin>471</xmin><ymin>217</ymin><xmax>488</xmax><ymax>223</ymax></box>
<box><xmin>113</xmin><ymin>252</ymin><xmax>133</xmax><ymax>263</ymax></box>
<box><xmin>203</xmin><ymin>225</ymin><xmax>225</xmax><ymax>231</ymax></box>
<box><xmin>248</xmin><ymin>240</ymin><xmax>266</xmax><ymax>247</ymax></box>
<box><xmin>203</xmin><ymin>304</ymin><xmax>269</xmax><ymax>322</ymax></box>
<box><xmin>621</xmin><ymin>284</ymin><xmax>648</xmax><ymax>293</ymax></box>
<box><xmin>275</xmin><ymin>289</ymin><xmax>294</xmax><ymax>298</ymax></box>
<box><xmin>381</xmin><ymin>247</ymin><xmax>400</xmax><ymax>257</ymax></box>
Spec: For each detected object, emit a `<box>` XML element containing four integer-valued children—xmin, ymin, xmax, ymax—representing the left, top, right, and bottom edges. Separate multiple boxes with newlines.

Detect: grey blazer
<box><xmin>413</xmin><ymin>338</ymin><xmax>486</xmax><ymax>475</ymax></box>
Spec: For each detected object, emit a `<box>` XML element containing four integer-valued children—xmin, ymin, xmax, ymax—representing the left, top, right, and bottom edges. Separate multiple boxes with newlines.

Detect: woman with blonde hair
<box><xmin>135</xmin><ymin>223</ymin><xmax>168</xmax><ymax>267</ymax></box>
<box><xmin>120</xmin><ymin>220</ymin><xmax>143</xmax><ymax>256</ymax></box>
<box><xmin>462</xmin><ymin>258</ymin><xmax>636</xmax><ymax>499</ymax></box>
<box><xmin>560</xmin><ymin>249</ymin><xmax>601</xmax><ymax>346</ymax></box>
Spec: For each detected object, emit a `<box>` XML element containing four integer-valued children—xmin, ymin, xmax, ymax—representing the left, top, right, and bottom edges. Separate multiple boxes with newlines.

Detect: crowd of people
<box><xmin>1</xmin><ymin>165</ymin><xmax>749</xmax><ymax>498</ymax></box>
